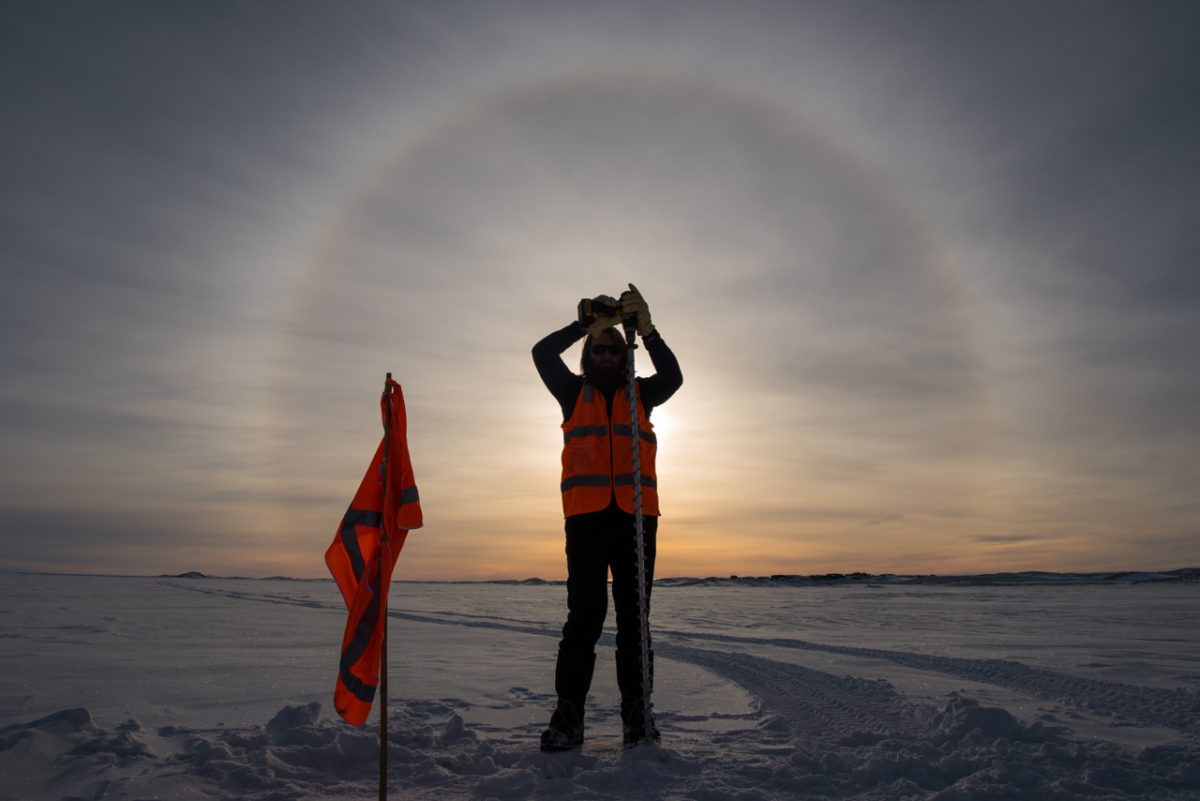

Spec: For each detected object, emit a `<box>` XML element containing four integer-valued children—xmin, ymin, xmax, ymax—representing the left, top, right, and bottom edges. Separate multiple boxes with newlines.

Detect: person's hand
<box><xmin>585</xmin><ymin>294</ymin><xmax>622</xmax><ymax>336</ymax></box>
<box><xmin>620</xmin><ymin>283</ymin><xmax>654</xmax><ymax>337</ymax></box>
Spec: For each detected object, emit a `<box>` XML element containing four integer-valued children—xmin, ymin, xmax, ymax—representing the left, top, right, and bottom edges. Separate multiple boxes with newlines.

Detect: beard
<box><xmin>586</xmin><ymin>359</ymin><xmax>625</xmax><ymax>390</ymax></box>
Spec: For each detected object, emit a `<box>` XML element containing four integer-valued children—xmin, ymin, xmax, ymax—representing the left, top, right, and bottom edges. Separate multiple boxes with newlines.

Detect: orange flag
<box><xmin>325</xmin><ymin>377</ymin><xmax>423</xmax><ymax>725</ymax></box>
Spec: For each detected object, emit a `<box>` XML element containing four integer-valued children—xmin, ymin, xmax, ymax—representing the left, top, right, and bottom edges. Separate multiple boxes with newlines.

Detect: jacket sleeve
<box><xmin>639</xmin><ymin>330</ymin><xmax>682</xmax><ymax>414</ymax></box>
<box><xmin>533</xmin><ymin>321</ymin><xmax>587</xmax><ymax>421</ymax></box>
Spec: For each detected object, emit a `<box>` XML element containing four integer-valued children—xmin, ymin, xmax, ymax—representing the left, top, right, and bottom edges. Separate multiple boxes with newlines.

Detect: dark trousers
<box><xmin>554</xmin><ymin>503</ymin><xmax>657</xmax><ymax>703</ymax></box>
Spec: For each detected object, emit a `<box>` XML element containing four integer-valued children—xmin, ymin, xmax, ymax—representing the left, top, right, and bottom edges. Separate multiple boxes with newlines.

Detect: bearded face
<box><xmin>583</xmin><ymin>330</ymin><xmax>627</xmax><ymax>384</ymax></box>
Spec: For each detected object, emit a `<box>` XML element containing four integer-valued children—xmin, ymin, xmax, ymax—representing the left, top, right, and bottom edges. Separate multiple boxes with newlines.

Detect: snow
<box><xmin>1</xmin><ymin>572</ymin><xmax>1198</xmax><ymax>800</ymax></box>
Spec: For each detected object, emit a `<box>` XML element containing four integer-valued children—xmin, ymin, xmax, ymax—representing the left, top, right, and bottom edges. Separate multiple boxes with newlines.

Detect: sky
<box><xmin>3</xmin><ymin>1</ymin><xmax>1198</xmax><ymax>581</ymax></box>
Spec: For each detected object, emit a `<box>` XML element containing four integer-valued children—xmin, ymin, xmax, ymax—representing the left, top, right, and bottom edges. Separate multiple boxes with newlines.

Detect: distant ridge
<box><xmin>125</xmin><ymin>566</ymin><xmax>1200</xmax><ymax>586</ymax></box>
<box><xmin>156</xmin><ymin>572</ymin><xmax>306</xmax><ymax>581</ymax></box>
<box><xmin>655</xmin><ymin>567</ymin><xmax>1200</xmax><ymax>588</ymax></box>
<box><xmin>14</xmin><ymin>567</ymin><xmax>1200</xmax><ymax>586</ymax></box>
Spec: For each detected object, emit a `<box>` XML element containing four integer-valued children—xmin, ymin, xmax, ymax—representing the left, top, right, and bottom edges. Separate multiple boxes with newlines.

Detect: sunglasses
<box><xmin>590</xmin><ymin>344</ymin><xmax>623</xmax><ymax>356</ymax></box>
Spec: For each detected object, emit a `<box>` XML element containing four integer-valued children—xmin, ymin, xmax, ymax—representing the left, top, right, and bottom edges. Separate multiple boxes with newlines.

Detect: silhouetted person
<box><xmin>531</xmin><ymin>284</ymin><xmax>682</xmax><ymax>750</ymax></box>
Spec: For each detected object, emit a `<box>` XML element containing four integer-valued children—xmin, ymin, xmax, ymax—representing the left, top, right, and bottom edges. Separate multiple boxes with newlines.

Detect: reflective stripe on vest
<box><xmin>615</xmin><ymin>473</ymin><xmax>658</xmax><ymax>488</ymax></box>
<box><xmin>611</xmin><ymin>424</ymin><xmax>657</xmax><ymax>444</ymax></box>
<box><xmin>563</xmin><ymin>425</ymin><xmax>608</xmax><ymax>442</ymax></box>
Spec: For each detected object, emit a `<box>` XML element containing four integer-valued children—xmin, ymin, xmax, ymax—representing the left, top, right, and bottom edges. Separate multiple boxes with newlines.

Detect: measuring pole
<box><xmin>622</xmin><ymin>320</ymin><xmax>654</xmax><ymax>744</ymax></box>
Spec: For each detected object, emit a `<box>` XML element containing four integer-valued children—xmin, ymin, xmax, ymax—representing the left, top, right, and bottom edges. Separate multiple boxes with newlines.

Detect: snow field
<box><xmin>1</xmin><ymin>574</ymin><xmax>1197</xmax><ymax>800</ymax></box>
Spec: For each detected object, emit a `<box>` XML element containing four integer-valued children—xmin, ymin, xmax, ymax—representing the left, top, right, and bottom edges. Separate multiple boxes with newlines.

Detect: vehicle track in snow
<box><xmin>659</xmin><ymin>644</ymin><xmax>927</xmax><ymax>744</ymax></box>
<box><xmin>661</xmin><ymin>629</ymin><xmax>1200</xmax><ymax>734</ymax></box>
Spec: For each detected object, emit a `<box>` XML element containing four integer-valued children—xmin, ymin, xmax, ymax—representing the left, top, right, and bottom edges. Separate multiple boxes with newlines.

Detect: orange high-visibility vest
<box><xmin>560</xmin><ymin>381</ymin><xmax>659</xmax><ymax>517</ymax></box>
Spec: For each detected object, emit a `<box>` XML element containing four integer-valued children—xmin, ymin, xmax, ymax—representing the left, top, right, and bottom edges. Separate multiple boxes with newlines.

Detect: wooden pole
<box><xmin>379</xmin><ymin>612</ymin><xmax>387</xmax><ymax>801</ymax></box>
<box><xmin>379</xmin><ymin>371</ymin><xmax>392</xmax><ymax>801</ymax></box>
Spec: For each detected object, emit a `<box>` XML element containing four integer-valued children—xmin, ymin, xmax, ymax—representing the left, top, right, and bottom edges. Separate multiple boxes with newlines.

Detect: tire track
<box><xmin>662</xmin><ymin>629</ymin><xmax>1200</xmax><ymax>734</ymax></box>
<box><xmin>660</xmin><ymin>644</ymin><xmax>927</xmax><ymax>744</ymax></box>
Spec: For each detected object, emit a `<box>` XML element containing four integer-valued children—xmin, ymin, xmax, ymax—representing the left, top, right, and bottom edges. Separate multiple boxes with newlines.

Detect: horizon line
<box><xmin>5</xmin><ymin>566</ymin><xmax>1198</xmax><ymax>584</ymax></box>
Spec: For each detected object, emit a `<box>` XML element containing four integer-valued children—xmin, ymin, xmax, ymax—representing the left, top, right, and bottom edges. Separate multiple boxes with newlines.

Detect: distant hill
<box><xmin>21</xmin><ymin>567</ymin><xmax>1200</xmax><ymax>586</ymax></box>
<box><xmin>655</xmin><ymin>567</ymin><xmax>1200</xmax><ymax>588</ymax></box>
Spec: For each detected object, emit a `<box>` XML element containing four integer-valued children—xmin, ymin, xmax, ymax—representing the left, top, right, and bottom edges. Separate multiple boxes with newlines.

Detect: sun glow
<box><xmin>646</xmin><ymin>403</ymin><xmax>673</xmax><ymax>441</ymax></box>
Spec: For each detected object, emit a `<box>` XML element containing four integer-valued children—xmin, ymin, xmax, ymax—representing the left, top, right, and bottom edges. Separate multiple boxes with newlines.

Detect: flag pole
<box><xmin>379</xmin><ymin>372</ymin><xmax>393</xmax><ymax>801</ymax></box>
<box><xmin>379</xmin><ymin>612</ymin><xmax>387</xmax><ymax>801</ymax></box>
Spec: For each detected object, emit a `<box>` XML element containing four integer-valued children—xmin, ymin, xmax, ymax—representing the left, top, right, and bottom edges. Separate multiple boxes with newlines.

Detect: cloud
<box><xmin>973</xmin><ymin>534</ymin><xmax>1039</xmax><ymax>546</ymax></box>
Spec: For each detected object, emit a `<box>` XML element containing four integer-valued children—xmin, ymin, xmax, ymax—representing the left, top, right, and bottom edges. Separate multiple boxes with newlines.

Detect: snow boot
<box><xmin>617</xmin><ymin>647</ymin><xmax>657</xmax><ymax>748</ymax></box>
<box><xmin>620</xmin><ymin>696</ymin><xmax>660</xmax><ymax>749</ymax></box>
<box><xmin>541</xmin><ymin>648</ymin><xmax>594</xmax><ymax>751</ymax></box>
<box><xmin>540</xmin><ymin>696</ymin><xmax>586</xmax><ymax>752</ymax></box>
<box><xmin>555</xmin><ymin>649</ymin><xmax>596</xmax><ymax>699</ymax></box>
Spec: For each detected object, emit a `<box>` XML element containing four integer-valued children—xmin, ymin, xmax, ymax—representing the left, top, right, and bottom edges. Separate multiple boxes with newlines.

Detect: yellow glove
<box><xmin>620</xmin><ymin>283</ymin><xmax>654</xmax><ymax>337</ymax></box>
<box><xmin>585</xmin><ymin>294</ymin><xmax>622</xmax><ymax>336</ymax></box>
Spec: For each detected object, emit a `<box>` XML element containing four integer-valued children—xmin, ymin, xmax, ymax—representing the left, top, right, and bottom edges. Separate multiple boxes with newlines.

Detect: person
<box><xmin>531</xmin><ymin>283</ymin><xmax>683</xmax><ymax>751</ymax></box>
